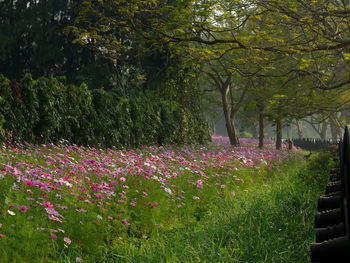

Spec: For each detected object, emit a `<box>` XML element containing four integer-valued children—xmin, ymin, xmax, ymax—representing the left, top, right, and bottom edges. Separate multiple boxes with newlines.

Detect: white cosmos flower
<box><xmin>7</xmin><ymin>210</ymin><xmax>16</xmax><ymax>216</ymax></box>
<box><xmin>163</xmin><ymin>188</ymin><xmax>172</xmax><ymax>195</ymax></box>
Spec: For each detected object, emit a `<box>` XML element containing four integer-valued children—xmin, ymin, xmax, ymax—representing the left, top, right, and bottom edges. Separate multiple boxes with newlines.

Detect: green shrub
<box><xmin>0</xmin><ymin>74</ymin><xmax>210</xmax><ymax>147</ymax></box>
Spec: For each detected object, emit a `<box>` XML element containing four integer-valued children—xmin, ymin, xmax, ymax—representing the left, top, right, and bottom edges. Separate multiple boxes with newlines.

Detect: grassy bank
<box><xmin>0</xmin><ymin>141</ymin><xmax>332</xmax><ymax>262</ymax></box>
<box><xmin>102</xmin><ymin>152</ymin><xmax>332</xmax><ymax>263</ymax></box>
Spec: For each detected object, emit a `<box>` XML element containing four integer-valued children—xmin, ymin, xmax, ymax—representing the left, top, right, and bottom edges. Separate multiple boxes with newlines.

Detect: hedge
<box><xmin>0</xmin><ymin>74</ymin><xmax>210</xmax><ymax>147</ymax></box>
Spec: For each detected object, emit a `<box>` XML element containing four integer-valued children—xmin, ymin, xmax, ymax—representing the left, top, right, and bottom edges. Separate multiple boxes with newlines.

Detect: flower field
<box><xmin>0</xmin><ymin>137</ymin><xmax>294</xmax><ymax>262</ymax></box>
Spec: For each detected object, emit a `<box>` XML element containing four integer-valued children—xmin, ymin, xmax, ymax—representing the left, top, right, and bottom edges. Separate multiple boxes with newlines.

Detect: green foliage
<box><xmin>62</xmin><ymin>83</ymin><xmax>96</xmax><ymax>145</ymax></box>
<box><xmin>0</xmin><ymin>0</ymin><xmax>117</xmax><ymax>89</ymax></box>
<box><xmin>296</xmin><ymin>149</ymin><xmax>335</xmax><ymax>186</ymax></box>
<box><xmin>0</xmin><ymin>74</ymin><xmax>210</xmax><ymax>147</ymax></box>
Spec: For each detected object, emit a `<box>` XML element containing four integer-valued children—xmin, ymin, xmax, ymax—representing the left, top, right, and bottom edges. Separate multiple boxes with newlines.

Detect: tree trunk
<box><xmin>296</xmin><ymin>120</ymin><xmax>304</xmax><ymax>139</ymax></box>
<box><xmin>342</xmin><ymin>110</ymin><xmax>350</xmax><ymax>124</ymax></box>
<box><xmin>208</xmin><ymin>71</ymin><xmax>239</xmax><ymax>146</ymax></box>
<box><xmin>211</xmin><ymin>119</ymin><xmax>216</xmax><ymax>135</ymax></box>
<box><xmin>276</xmin><ymin>119</ymin><xmax>282</xmax><ymax>150</ymax></box>
<box><xmin>221</xmin><ymin>90</ymin><xmax>239</xmax><ymax>146</ymax></box>
<box><xmin>320</xmin><ymin>122</ymin><xmax>328</xmax><ymax>140</ymax></box>
<box><xmin>329</xmin><ymin>114</ymin><xmax>342</xmax><ymax>141</ymax></box>
<box><xmin>309</xmin><ymin>121</ymin><xmax>328</xmax><ymax>140</ymax></box>
<box><xmin>258</xmin><ymin>106</ymin><xmax>264</xmax><ymax>148</ymax></box>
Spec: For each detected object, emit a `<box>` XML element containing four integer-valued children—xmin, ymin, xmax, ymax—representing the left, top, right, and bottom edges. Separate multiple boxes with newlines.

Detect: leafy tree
<box><xmin>0</xmin><ymin>0</ymin><xmax>116</xmax><ymax>88</ymax></box>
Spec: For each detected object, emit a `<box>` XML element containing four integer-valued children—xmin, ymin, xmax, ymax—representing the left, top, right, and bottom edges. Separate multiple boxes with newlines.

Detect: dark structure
<box><xmin>310</xmin><ymin>126</ymin><xmax>350</xmax><ymax>262</ymax></box>
<box><xmin>292</xmin><ymin>138</ymin><xmax>338</xmax><ymax>151</ymax></box>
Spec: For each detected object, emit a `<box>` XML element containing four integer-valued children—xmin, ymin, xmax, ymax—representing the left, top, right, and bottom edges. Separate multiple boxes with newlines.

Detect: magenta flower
<box><xmin>42</xmin><ymin>201</ymin><xmax>54</xmax><ymax>208</ymax></box>
<box><xmin>50</xmin><ymin>233</ymin><xmax>57</xmax><ymax>239</ymax></box>
<box><xmin>19</xmin><ymin>206</ymin><xmax>28</xmax><ymax>212</ymax></box>
<box><xmin>0</xmin><ymin>234</ymin><xmax>6</xmax><ymax>237</ymax></box>
<box><xmin>24</xmin><ymin>180</ymin><xmax>34</xmax><ymax>186</ymax></box>
<box><xmin>121</xmin><ymin>219</ymin><xmax>130</xmax><ymax>226</ymax></box>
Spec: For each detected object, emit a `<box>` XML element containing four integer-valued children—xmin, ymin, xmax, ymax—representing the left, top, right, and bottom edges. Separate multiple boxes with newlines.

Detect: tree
<box><xmin>69</xmin><ymin>0</ymin><xmax>350</xmax><ymax>147</ymax></box>
<box><xmin>0</xmin><ymin>0</ymin><xmax>119</xmax><ymax>88</ymax></box>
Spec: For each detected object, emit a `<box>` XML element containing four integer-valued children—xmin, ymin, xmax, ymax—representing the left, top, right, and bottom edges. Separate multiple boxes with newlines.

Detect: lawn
<box><xmin>0</xmin><ymin>137</ymin><xmax>331</xmax><ymax>262</ymax></box>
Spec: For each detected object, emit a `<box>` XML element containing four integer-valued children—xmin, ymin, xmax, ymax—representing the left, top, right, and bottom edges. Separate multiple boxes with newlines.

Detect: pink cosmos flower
<box><xmin>121</xmin><ymin>219</ymin><xmax>130</xmax><ymax>226</ymax></box>
<box><xmin>19</xmin><ymin>206</ymin><xmax>28</xmax><ymax>212</ymax></box>
<box><xmin>0</xmin><ymin>234</ymin><xmax>6</xmax><ymax>237</ymax></box>
<box><xmin>195</xmin><ymin>179</ymin><xmax>203</xmax><ymax>188</ymax></box>
<box><xmin>46</xmin><ymin>208</ymin><xmax>64</xmax><ymax>218</ymax></box>
<box><xmin>93</xmin><ymin>193</ymin><xmax>104</xmax><ymax>199</ymax></box>
<box><xmin>42</xmin><ymin>201</ymin><xmax>54</xmax><ymax>208</ymax></box>
<box><xmin>75</xmin><ymin>257</ymin><xmax>81</xmax><ymax>262</ymax></box>
<box><xmin>48</xmin><ymin>215</ymin><xmax>63</xmax><ymax>223</ymax></box>
<box><xmin>24</xmin><ymin>180</ymin><xmax>34</xmax><ymax>186</ymax></box>
<box><xmin>63</xmin><ymin>237</ymin><xmax>71</xmax><ymax>244</ymax></box>
<box><xmin>50</xmin><ymin>233</ymin><xmax>57</xmax><ymax>239</ymax></box>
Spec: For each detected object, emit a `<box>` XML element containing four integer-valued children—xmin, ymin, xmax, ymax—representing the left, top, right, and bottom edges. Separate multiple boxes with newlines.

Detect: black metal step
<box><xmin>325</xmin><ymin>181</ymin><xmax>342</xmax><ymax>194</ymax></box>
<box><xmin>314</xmin><ymin>208</ymin><xmax>343</xmax><ymax>228</ymax></box>
<box><xmin>315</xmin><ymin>222</ymin><xmax>345</xmax><ymax>242</ymax></box>
<box><xmin>317</xmin><ymin>194</ymin><xmax>342</xmax><ymax>212</ymax></box>
<box><xmin>310</xmin><ymin>236</ymin><xmax>350</xmax><ymax>262</ymax></box>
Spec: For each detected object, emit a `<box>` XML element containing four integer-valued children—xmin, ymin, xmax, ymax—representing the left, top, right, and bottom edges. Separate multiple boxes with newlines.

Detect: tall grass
<box><xmin>0</xmin><ymin>142</ymin><xmax>332</xmax><ymax>263</ymax></box>
<box><xmin>100</xmin><ymin>152</ymin><xmax>332</xmax><ymax>263</ymax></box>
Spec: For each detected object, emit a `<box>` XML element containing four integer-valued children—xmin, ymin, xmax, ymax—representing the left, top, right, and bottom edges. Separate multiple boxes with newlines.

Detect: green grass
<box><xmin>95</xmin><ymin>152</ymin><xmax>332</xmax><ymax>263</ymax></box>
<box><xmin>0</xmin><ymin>146</ymin><xmax>334</xmax><ymax>263</ymax></box>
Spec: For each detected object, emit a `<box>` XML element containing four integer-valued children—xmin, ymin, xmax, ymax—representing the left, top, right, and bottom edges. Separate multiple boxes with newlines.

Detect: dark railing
<box><xmin>292</xmin><ymin>138</ymin><xmax>338</xmax><ymax>151</ymax></box>
<box><xmin>310</xmin><ymin>126</ymin><xmax>350</xmax><ymax>262</ymax></box>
